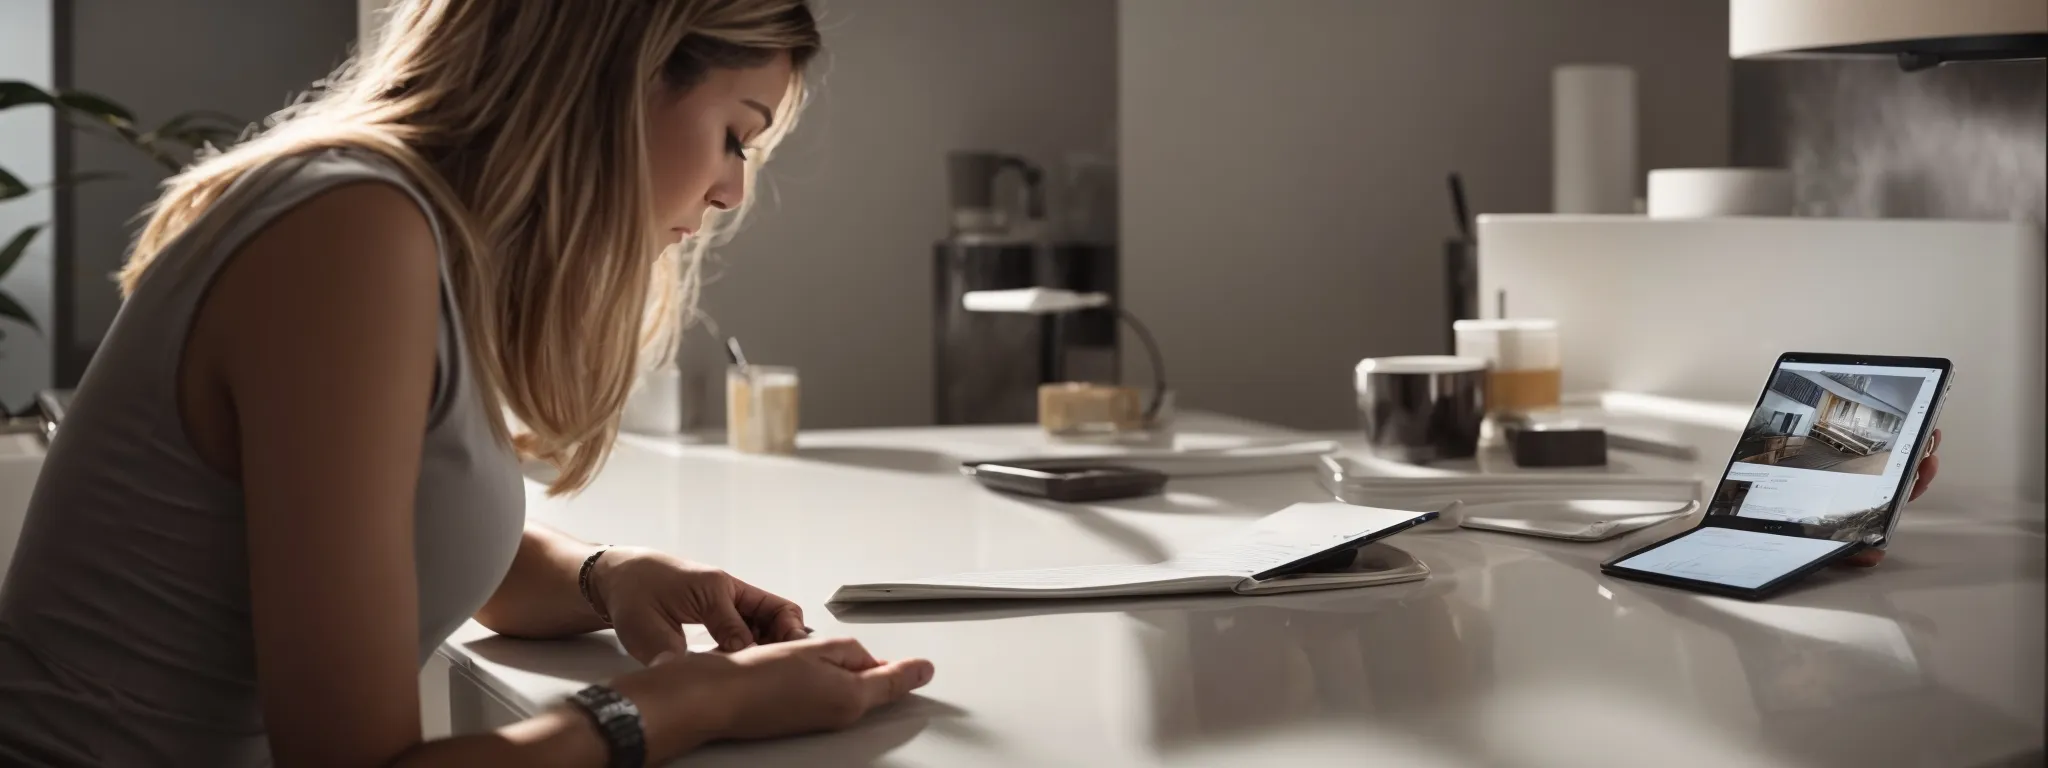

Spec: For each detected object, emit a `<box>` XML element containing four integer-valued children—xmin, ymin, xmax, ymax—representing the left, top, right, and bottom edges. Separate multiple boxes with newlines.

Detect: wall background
<box><xmin>1118</xmin><ymin>0</ymin><xmax>1731</xmax><ymax>431</ymax></box>
<box><xmin>59</xmin><ymin>0</ymin><xmax>358</xmax><ymax>382</ymax></box>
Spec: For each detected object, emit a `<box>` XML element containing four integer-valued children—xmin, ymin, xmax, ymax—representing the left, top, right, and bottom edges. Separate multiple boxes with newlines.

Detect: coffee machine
<box><xmin>933</xmin><ymin>150</ymin><xmax>1118</xmax><ymax>425</ymax></box>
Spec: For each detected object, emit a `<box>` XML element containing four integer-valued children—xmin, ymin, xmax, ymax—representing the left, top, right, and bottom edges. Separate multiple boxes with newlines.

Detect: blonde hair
<box><xmin>117</xmin><ymin>0</ymin><xmax>820</xmax><ymax>495</ymax></box>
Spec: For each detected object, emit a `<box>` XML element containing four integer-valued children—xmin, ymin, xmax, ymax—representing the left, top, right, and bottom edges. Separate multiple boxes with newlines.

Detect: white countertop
<box><xmin>439</xmin><ymin>413</ymin><xmax>2045</xmax><ymax>767</ymax></box>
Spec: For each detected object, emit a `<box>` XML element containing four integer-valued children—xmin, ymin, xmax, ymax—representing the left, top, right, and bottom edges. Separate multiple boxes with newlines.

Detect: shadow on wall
<box><xmin>1733</xmin><ymin>59</ymin><xmax>2047</xmax><ymax>232</ymax></box>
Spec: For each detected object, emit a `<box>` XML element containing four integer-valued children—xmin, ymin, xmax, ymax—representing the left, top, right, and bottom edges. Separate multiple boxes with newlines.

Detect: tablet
<box><xmin>1705</xmin><ymin>352</ymin><xmax>1953</xmax><ymax>549</ymax></box>
<box><xmin>1600</xmin><ymin>352</ymin><xmax>1951</xmax><ymax>600</ymax></box>
<box><xmin>1601</xmin><ymin>522</ymin><xmax>1864</xmax><ymax>599</ymax></box>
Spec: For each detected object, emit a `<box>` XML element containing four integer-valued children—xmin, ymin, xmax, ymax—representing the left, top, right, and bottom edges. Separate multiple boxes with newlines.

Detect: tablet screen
<box><xmin>1708</xmin><ymin>360</ymin><xmax>1945</xmax><ymax>544</ymax></box>
<box><xmin>1611</xmin><ymin>526</ymin><xmax>1850</xmax><ymax>590</ymax></box>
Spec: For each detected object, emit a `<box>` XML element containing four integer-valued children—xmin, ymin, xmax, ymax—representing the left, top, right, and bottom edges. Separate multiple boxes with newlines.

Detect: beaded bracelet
<box><xmin>578</xmin><ymin>545</ymin><xmax>613</xmax><ymax>625</ymax></box>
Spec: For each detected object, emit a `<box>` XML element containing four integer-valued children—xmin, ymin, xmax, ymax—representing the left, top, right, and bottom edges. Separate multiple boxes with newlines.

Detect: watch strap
<box><xmin>568</xmin><ymin>683</ymin><xmax>646</xmax><ymax>768</ymax></box>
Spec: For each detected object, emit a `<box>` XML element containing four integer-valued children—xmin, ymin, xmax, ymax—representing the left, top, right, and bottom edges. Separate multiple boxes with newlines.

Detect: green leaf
<box><xmin>0</xmin><ymin>167</ymin><xmax>24</xmax><ymax>201</ymax></box>
<box><xmin>0</xmin><ymin>226</ymin><xmax>43</xmax><ymax>281</ymax></box>
<box><xmin>53</xmin><ymin>90</ymin><xmax>135</xmax><ymax>124</ymax></box>
<box><xmin>0</xmin><ymin>171</ymin><xmax>121</xmax><ymax>203</ymax></box>
<box><xmin>0</xmin><ymin>290</ymin><xmax>38</xmax><ymax>335</ymax></box>
<box><xmin>53</xmin><ymin>170</ymin><xmax>122</xmax><ymax>188</ymax></box>
<box><xmin>0</xmin><ymin>81</ymin><xmax>57</xmax><ymax>111</ymax></box>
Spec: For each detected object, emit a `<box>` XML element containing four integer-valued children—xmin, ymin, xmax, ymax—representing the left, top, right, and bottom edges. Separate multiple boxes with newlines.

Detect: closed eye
<box><xmin>725</xmin><ymin>131</ymin><xmax>750</xmax><ymax>161</ymax></box>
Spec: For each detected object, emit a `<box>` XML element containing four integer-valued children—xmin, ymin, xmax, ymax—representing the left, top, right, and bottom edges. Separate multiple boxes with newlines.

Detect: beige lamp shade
<box><xmin>1731</xmin><ymin>0</ymin><xmax>2047</xmax><ymax>68</ymax></box>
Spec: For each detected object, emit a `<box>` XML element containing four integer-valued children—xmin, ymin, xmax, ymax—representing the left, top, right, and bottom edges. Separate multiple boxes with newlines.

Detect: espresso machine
<box><xmin>933</xmin><ymin>150</ymin><xmax>1118</xmax><ymax>425</ymax></box>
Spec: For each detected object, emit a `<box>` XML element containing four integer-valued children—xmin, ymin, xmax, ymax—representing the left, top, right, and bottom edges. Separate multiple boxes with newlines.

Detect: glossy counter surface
<box><xmin>440</xmin><ymin>414</ymin><xmax>2044</xmax><ymax>767</ymax></box>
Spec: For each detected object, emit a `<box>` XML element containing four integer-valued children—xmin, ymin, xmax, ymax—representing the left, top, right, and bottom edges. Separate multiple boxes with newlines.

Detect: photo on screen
<box><xmin>1734</xmin><ymin>370</ymin><xmax>1929</xmax><ymax>477</ymax></box>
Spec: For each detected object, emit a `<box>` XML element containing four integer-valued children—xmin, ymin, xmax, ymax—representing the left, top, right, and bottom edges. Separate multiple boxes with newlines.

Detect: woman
<box><xmin>0</xmin><ymin>1</ymin><xmax>931</xmax><ymax>765</ymax></box>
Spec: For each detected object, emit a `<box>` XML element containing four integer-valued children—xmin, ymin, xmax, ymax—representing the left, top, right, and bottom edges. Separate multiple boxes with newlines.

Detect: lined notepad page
<box><xmin>858</xmin><ymin>502</ymin><xmax>1427</xmax><ymax>591</ymax></box>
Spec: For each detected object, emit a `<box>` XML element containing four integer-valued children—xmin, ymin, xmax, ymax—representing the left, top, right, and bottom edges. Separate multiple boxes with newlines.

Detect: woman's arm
<box><xmin>474</xmin><ymin>523</ymin><xmax>612</xmax><ymax>639</ymax></box>
<box><xmin>210</xmin><ymin>183</ymin><xmax>715</xmax><ymax>765</ymax></box>
<box><xmin>208</xmin><ymin>182</ymin><xmax>930</xmax><ymax>764</ymax></box>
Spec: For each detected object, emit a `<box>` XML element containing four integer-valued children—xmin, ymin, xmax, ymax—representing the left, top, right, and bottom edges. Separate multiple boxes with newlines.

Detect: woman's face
<box><xmin>647</xmin><ymin>52</ymin><xmax>796</xmax><ymax>242</ymax></box>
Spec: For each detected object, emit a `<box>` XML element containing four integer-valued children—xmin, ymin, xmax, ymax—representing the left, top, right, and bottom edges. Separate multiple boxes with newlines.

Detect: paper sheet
<box><xmin>895</xmin><ymin>563</ymin><xmax>1226</xmax><ymax>590</ymax></box>
<box><xmin>831</xmin><ymin>502</ymin><xmax>1434</xmax><ymax>601</ymax></box>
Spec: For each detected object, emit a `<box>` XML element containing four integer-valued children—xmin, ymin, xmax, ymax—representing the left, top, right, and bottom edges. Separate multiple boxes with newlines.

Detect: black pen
<box><xmin>1447</xmin><ymin>172</ymin><xmax>1475</xmax><ymax>242</ymax></box>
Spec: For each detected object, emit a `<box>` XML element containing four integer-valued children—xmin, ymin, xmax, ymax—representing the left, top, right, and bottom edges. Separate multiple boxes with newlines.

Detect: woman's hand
<box><xmin>1839</xmin><ymin>429</ymin><xmax>1942</xmax><ymax>568</ymax></box>
<box><xmin>602</xmin><ymin>637</ymin><xmax>934</xmax><ymax>761</ymax></box>
<box><xmin>646</xmin><ymin>637</ymin><xmax>936</xmax><ymax>743</ymax></box>
<box><xmin>591</xmin><ymin>547</ymin><xmax>808</xmax><ymax>663</ymax></box>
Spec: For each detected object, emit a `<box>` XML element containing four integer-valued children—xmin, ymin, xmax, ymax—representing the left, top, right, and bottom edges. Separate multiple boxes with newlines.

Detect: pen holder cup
<box><xmin>727</xmin><ymin>365</ymin><xmax>799</xmax><ymax>455</ymax></box>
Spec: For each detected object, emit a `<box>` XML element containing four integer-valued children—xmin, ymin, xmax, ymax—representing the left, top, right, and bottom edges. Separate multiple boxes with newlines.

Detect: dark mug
<box><xmin>1354</xmin><ymin>356</ymin><xmax>1488</xmax><ymax>464</ymax></box>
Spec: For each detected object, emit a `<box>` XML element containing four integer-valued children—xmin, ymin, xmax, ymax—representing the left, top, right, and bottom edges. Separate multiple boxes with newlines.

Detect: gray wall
<box><xmin>1732</xmin><ymin>59</ymin><xmax>2046</xmax><ymax>232</ymax></box>
<box><xmin>0</xmin><ymin>0</ymin><xmax>55</xmax><ymax>413</ymax></box>
<box><xmin>60</xmin><ymin>0</ymin><xmax>357</xmax><ymax>381</ymax></box>
<box><xmin>684</xmin><ymin>0</ymin><xmax>1119</xmax><ymax>429</ymax></box>
<box><xmin>1119</xmin><ymin>0</ymin><xmax>1730</xmax><ymax>431</ymax></box>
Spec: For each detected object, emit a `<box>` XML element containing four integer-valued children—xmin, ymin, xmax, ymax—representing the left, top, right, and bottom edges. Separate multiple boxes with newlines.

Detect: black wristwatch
<box><xmin>568</xmin><ymin>684</ymin><xmax>646</xmax><ymax>768</ymax></box>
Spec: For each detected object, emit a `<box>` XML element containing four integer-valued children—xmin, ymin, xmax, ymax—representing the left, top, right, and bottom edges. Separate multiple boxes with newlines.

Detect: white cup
<box><xmin>1647</xmin><ymin>168</ymin><xmax>1794</xmax><ymax>218</ymax></box>
<box><xmin>1453</xmin><ymin>319</ymin><xmax>1562</xmax><ymax>418</ymax></box>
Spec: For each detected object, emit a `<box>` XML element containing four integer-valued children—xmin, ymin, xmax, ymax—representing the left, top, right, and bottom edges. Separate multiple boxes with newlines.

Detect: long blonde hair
<box><xmin>117</xmin><ymin>0</ymin><xmax>820</xmax><ymax>494</ymax></box>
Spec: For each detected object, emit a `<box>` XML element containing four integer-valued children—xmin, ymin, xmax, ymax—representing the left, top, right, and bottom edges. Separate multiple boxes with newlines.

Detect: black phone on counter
<box><xmin>1600</xmin><ymin>352</ymin><xmax>1953</xmax><ymax>601</ymax></box>
<box><xmin>961</xmin><ymin>460</ymin><xmax>1169</xmax><ymax>503</ymax></box>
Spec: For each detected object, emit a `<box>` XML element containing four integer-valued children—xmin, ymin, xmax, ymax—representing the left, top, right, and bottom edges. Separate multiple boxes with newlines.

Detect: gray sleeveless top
<box><xmin>0</xmin><ymin>149</ymin><xmax>526</xmax><ymax>765</ymax></box>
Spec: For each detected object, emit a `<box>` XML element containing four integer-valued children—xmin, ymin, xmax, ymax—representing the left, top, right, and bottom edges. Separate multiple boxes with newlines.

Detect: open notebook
<box><xmin>830</xmin><ymin>502</ymin><xmax>1436</xmax><ymax>602</ymax></box>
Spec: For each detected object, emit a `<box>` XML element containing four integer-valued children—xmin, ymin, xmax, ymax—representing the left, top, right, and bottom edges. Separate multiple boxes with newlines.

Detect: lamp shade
<box><xmin>1731</xmin><ymin>0</ymin><xmax>2047</xmax><ymax>69</ymax></box>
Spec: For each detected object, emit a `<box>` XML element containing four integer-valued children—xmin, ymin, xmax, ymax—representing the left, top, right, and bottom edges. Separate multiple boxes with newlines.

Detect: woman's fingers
<box><xmin>700</xmin><ymin>600</ymin><xmax>760</xmax><ymax>652</ymax></box>
<box><xmin>615</xmin><ymin>607</ymin><xmax>693</xmax><ymax>666</ymax></box>
<box><xmin>733</xmin><ymin>579</ymin><xmax>806</xmax><ymax>643</ymax></box>
<box><xmin>1911</xmin><ymin>454</ymin><xmax>1940</xmax><ymax>501</ymax></box>
<box><xmin>1838</xmin><ymin>548</ymin><xmax>1886</xmax><ymax>568</ymax></box>
<box><xmin>769</xmin><ymin>605</ymin><xmax>809</xmax><ymax>643</ymax></box>
<box><xmin>857</xmin><ymin>658</ymin><xmax>935</xmax><ymax>710</ymax></box>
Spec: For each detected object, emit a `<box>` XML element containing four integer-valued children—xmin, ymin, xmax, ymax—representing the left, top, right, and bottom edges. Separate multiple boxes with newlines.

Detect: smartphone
<box><xmin>1601</xmin><ymin>352</ymin><xmax>1953</xmax><ymax>600</ymax></box>
<box><xmin>961</xmin><ymin>460</ymin><xmax>1169</xmax><ymax>502</ymax></box>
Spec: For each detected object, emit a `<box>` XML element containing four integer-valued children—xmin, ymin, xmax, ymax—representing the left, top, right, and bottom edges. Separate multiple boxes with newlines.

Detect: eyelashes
<box><xmin>725</xmin><ymin>131</ymin><xmax>750</xmax><ymax>161</ymax></box>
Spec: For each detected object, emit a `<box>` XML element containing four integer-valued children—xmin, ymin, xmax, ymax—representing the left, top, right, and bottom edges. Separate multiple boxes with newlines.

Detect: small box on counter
<box><xmin>1504</xmin><ymin>422</ymin><xmax>1608</xmax><ymax>468</ymax></box>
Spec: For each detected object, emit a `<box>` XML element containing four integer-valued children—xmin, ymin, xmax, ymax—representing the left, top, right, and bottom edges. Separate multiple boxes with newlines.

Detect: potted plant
<box><xmin>0</xmin><ymin>81</ymin><xmax>240</xmax><ymax>417</ymax></box>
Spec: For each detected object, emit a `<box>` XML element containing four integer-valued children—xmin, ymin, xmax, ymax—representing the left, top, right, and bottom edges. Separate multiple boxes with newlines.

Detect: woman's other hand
<box><xmin>1839</xmin><ymin>429</ymin><xmax>1942</xmax><ymax>568</ymax></box>
<box><xmin>592</xmin><ymin>548</ymin><xmax>808</xmax><ymax>663</ymax></box>
<box><xmin>606</xmin><ymin>637</ymin><xmax>933</xmax><ymax>758</ymax></box>
<box><xmin>626</xmin><ymin>637</ymin><xmax>934</xmax><ymax>747</ymax></box>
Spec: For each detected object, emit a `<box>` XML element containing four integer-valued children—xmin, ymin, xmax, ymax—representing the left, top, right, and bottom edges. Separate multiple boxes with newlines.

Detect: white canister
<box><xmin>1553</xmin><ymin>64</ymin><xmax>1638</xmax><ymax>215</ymax></box>
<box><xmin>1646</xmin><ymin>168</ymin><xmax>1794</xmax><ymax>218</ymax></box>
<box><xmin>621</xmin><ymin>365</ymin><xmax>686</xmax><ymax>436</ymax></box>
